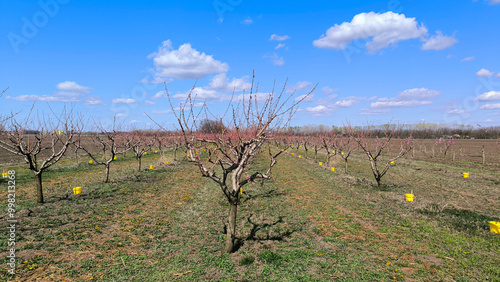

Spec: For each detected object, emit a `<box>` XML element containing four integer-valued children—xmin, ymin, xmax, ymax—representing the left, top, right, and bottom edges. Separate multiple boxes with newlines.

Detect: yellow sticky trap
<box><xmin>165</xmin><ymin>161</ymin><xmax>169</xmax><ymax>165</ymax></box>
<box><xmin>390</xmin><ymin>160</ymin><xmax>395</xmax><ymax>164</ymax></box>
<box><xmin>463</xmin><ymin>172</ymin><xmax>469</xmax><ymax>179</ymax></box>
<box><xmin>299</xmin><ymin>155</ymin><xmax>302</xmax><ymax>158</ymax></box>
<box><xmin>240</xmin><ymin>187</ymin><xmax>242</xmax><ymax>195</ymax></box>
<box><xmin>73</xmin><ymin>187</ymin><xmax>82</xmax><ymax>195</ymax></box>
<box><xmin>489</xmin><ymin>221</ymin><xmax>500</xmax><ymax>234</ymax></box>
<box><xmin>331</xmin><ymin>167</ymin><xmax>335</xmax><ymax>172</ymax></box>
<box><xmin>113</xmin><ymin>156</ymin><xmax>117</xmax><ymax>160</ymax></box>
<box><xmin>150</xmin><ymin>165</ymin><xmax>155</xmax><ymax>170</ymax></box>
<box><xmin>332</xmin><ymin>150</ymin><xmax>335</xmax><ymax>154</ymax></box>
<box><xmin>88</xmin><ymin>160</ymin><xmax>93</xmax><ymax>164</ymax></box>
<box><xmin>319</xmin><ymin>162</ymin><xmax>323</xmax><ymax>166</ymax></box>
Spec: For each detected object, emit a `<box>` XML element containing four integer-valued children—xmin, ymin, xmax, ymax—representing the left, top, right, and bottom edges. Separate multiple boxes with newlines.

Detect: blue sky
<box><xmin>1</xmin><ymin>0</ymin><xmax>500</xmax><ymax>129</ymax></box>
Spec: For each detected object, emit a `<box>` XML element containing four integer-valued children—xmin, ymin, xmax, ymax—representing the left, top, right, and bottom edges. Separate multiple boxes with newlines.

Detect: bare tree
<box><xmin>435</xmin><ymin>137</ymin><xmax>454</xmax><ymax>173</ymax></box>
<box><xmin>334</xmin><ymin>135</ymin><xmax>355</xmax><ymax>174</ymax></box>
<box><xmin>0</xmin><ymin>108</ymin><xmax>80</xmax><ymax>203</ymax></box>
<box><xmin>155</xmin><ymin>72</ymin><xmax>315</xmax><ymax>253</ymax></box>
<box><xmin>130</xmin><ymin>130</ymin><xmax>157</xmax><ymax>171</ymax></box>
<box><xmin>76</xmin><ymin>117</ymin><xmax>133</xmax><ymax>182</ymax></box>
<box><xmin>352</xmin><ymin>124</ymin><xmax>413</xmax><ymax>187</ymax></box>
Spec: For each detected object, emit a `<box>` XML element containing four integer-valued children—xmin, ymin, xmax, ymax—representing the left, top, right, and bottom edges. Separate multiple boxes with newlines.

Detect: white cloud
<box><xmin>286</xmin><ymin>81</ymin><xmax>311</xmax><ymax>94</ymax></box>
<box><xmin>370</xmin><ymin>100</ymin><xmax>432</xmax><ymax>108</ymax></box>
<box><xmin>461</xmin><ymin>56</ymin><xmax>475</xmax><ymax>62</ymax></box>
<box><xmin>294</xmin><ymin>94</ymin><xmax>314</xmax><ymax>102</ymax></box>
<box><xmin>112</xmin><ymin>98</ymin><xmax>136</xmax><ymax>104</ymax></box>
<box><xmin>115</xmin><ymin>113</ymin><xmax>127</xmax><ymax>118</ymax></box>
<box><xmin>476</xmin><ymin>68</ymin><xmax>494</xmax><ymax>77</ymax></box>
<box><xmin>448</xmin><ymin>109</ymin><xmax>470</xmax><ymax>114</ymax></box>
<box><xmin>480</xmin><ymin>103</ymin><xmax>500</xmax><ymax>109</ymax></box>
<box><xmin>275</xmin><ymin>43</ymin><xmax>286</xmax><ymax>50</ymax></box>
<box><xmin>6</xmin><ymin>92</ymin><xmax>81</xmax><ymax>103</ymax></box>
<box><xmin>496</xmin><ymin>73</ymin><xmax>500</xmax><ymax>79</ymax></box>
<box><xmin>130</xmin><ymin>120</ymin><xmax>141</xmax><ymax>124</ymax></box>
<box><xmin>207</xmin><ymin>73</ymin><xmax>252</xmax><ymax>92</ymax></box>
<box><xmin>475</xmin><ymin>91</ymin><xmax>500</xmax><ymax>101</ymax></box>
<box><xmin>360</xmin><ymin>108</ymin><xmax>391</xmax><ymax>115</ymax></box>
<box><xmin>306</xmin><ymin>105</ymin><xmax>329</xmax><ymax>114</ymax></box>
<box><xmin>151</xmin><ymin>110</ymin><xmax>171</xmax><ymax>114</ymax></box>
<box><xmin>421</xmin><ymin>31</ymin><xmax>458</xmax><ymax>50</ymax></box>
<box><xmin>269</xmin><ymin>34</ymin><xmax>290</xmax><ymax>41</ymax></box>
<box><xmin>241</xmin><ymin>17</ymin><xmax>253</xmax><ymax>24</ymax></box>
<box><xmin>5</xmin><ymin>81</ymin><xmax>103</xmax><ymax>106</ymax></box>
<box><xmin>321</xmin><ymin>86</ymin><xmax>337</xmax><ymax>95</ymax></box>
<box><xmin>144</xmin><ymin>100</ymin><xmax>155</xmax><ymax>106</ymax></box>
<box><xmin>173</xmin><ymin>87</ymin><xmax>229</xmax><ymax>101</ymax></box>
<box><xmin>151</xmin><ymin>91</ymin><xmax>167</xmax><ymax>100</ymax></box>
<box><xmin>369</xmin><ymin>88</ymin><xmax>440</xmax><ymax>108</ymax></box>
<box><xmin>333</xmin><ymin>97</ymin><xmax>362</xmax><ymax>107</ymax></box>
<box><xmin>306</xmin><ymin>96</ymin><xmax>362</xmax><ymax>116</ymax></box>
<box><xmin>56</xmin><ymin>81</ymin><xmax>90</xmax><ymax>93</ymax></box>
<box><xmin>148</xmin><ymin>40</ymin><xmax>229</xmax><ymax>81</ymax></box>
<box><xmin>313</xmin><ymin>12</ymin><xmax>428</xmax><ymax>51</ymax></box>
<box><xmin>484</xmin><ymin>119</ymin><xmax>493</xmax><ymax>122</ymax></box>
<box><xmin>84</xmin><ymin>96</ymin><xmax>103</xmax><ymax>106</ymax></box>
<box><xmin>397</xmin><ymin>88</ymin><xmax>442</xmax><ymax>100</ymax></box>
<box><xmin>264</xmin><ymin>53</ymin><xmax>285</xmax><ymax>66</ymax></box>
<box><xmin>488</xmin><ymin>0</ymin><xmax>500</xmax><ymax>4</ymax></box>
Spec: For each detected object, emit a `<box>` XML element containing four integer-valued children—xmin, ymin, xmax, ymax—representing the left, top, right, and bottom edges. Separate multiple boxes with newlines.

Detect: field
<box><xmin>1</xmin><ymin>140</ymin><xmax>499</xmax><ymax>281</ymax></box>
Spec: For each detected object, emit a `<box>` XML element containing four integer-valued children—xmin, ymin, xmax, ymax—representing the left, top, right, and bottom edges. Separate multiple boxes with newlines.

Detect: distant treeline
<box><xmin>9</xmin><ymin>123</ymin><xmax>500</xmax><ymax>140</ymax></box>
<box><xmin>285</xmin><ymin>124</ymin><xmax>500</xmax><ymax>139</ymax></box>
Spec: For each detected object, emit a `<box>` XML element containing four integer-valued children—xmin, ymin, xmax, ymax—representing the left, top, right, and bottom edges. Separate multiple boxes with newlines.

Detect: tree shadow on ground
<box><xmin>232</xmin><ymin>214</ymin><xmax>299</xmax><ymax>252</ymax></box>
<box><xmin>418</xmin><ymin>206</ymin><xmax>499</xmax><ymax>235</ymax></box>
<box><xmin>240</xmin><ymin>189</ymin><xmax>285</xmax><ymax>204</ymax></box>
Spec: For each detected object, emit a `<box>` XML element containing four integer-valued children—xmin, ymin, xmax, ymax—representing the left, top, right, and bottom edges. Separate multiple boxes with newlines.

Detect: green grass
<box><xmin>0</xmin><ymin>148</ymin><xmax>499</xmax><ymax>281</ymax></box>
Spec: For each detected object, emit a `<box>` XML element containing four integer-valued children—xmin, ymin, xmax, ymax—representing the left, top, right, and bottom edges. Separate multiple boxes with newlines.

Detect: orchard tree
<box><xmin>130</xmin><ymin>129</ymin><xmax>157</xmax><ymax>171</ymax></box>
<box><xmin>0</xmin><ymin>108</ymin><xmax>81</xmax><ymax>203</ymax></box>
<box><xmin>156</xmin><ymin>73</ymin><xmax>315</xmax><ymax>253</ymax></box>
<box><xmin>76</xmin><ymin>117</ymin><xmax>133</xmax><ymax>183</ymax></box>
<box><xmin>435</xmin><ymin>137</ymin><xmax>454</xmax><ymax>173</ymax></box>
<box><xmin>352</xmin><ymin>124</ymin><xmax>413</xmax><ymax>187</ymax></box>
<box><xmin>334</xmin><ymin>135</ymin><xmax>355</xmax><ymax>174</ymax></box>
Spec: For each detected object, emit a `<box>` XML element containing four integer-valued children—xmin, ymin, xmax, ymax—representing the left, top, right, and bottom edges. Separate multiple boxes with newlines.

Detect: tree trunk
<box><xmin>225</xmin><ymin>201</ymin><xmax>238</xmax><ymax>253</ymax></box>
<box><xmin>376</xmin><ymin>177</ymin><xmax>381</xmax><ymax>187</ymax></box>
<box><xmin>35</xmin><ymin>172</ymin><xmax>44</xmax><ymax>203</ymax></box>
<box><xmin>105</xmin><ymin>164</ymin><xmax>110</xmax><ymax>183</ymax></box>
<box><xmin>137</xmin><ymin>157</ymin><xmax>142</xmax><ymax>171</ymax></box>
<box><xmin>344</xmin><ymin>158</ymin><xmax>348</xmax><ymax>174</ymax></box>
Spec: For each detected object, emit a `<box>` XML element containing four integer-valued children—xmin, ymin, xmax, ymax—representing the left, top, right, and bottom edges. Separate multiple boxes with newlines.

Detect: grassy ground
<box><xmin>1</xmin><ymin>148</ymin><xmax>499</xmax><ymax>281</ymax></box>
